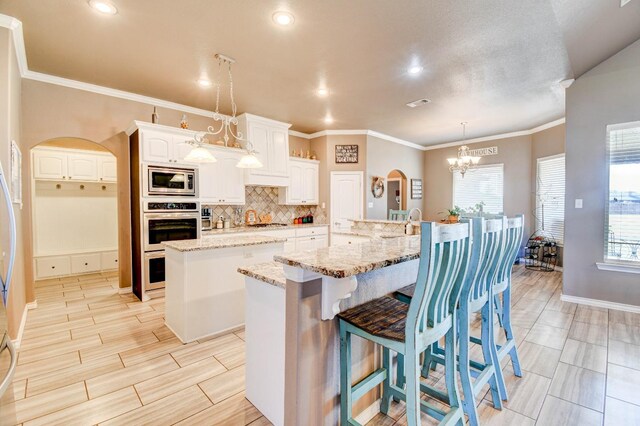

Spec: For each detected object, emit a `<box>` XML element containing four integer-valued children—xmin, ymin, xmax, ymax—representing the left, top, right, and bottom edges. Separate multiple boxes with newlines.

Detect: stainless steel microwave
<box><xmin>144</xmin><ymin>165</ymin><xmax>196</xmax><ymax>197</ymax></box>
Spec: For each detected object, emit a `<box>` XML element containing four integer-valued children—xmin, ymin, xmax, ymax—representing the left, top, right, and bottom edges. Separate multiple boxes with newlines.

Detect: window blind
<box><xmin>536</xmin><ymin>155</ymin><xmax>565</xmax><ymax>245</ymax></box>
<box><xmin>606</xmin><ymin>122</ymin><xmax>640</xmax><ymax>264</ymax></box>
<box><xmin>453</xmin><ymin>164</ymin><xmax>504</xmax><ymax>215</ymax></box>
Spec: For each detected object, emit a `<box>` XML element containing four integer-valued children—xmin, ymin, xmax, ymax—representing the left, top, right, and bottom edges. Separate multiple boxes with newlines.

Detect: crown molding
<box><xmin>289</xmin><ymin>129</ymin><xmax>427</xmax><ymax>151</ymax></box>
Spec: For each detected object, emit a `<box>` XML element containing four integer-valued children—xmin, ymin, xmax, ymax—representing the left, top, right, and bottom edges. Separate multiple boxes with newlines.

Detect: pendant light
<box><xmin>447</xmin><ymin>122</ymin><xmax>480</xmax><ymax>178</ymax></box>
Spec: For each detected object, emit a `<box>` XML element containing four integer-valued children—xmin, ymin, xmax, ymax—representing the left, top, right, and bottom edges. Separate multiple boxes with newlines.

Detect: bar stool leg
<box><xmin>481</xmin><ymin>302</ymin><xmax>504</xmax><ymax>407</ymax></box>
<box><xmin>421</xmin><ymin>344</ymin><xmax>437</xmax><ymax>378</ymax></box>
<box><xmin>502</xmin><ymin>285</ymin><xmax>522</xmax><ymax>377</ymax></box>
<box><xmin>381</xmin><ymin>347</ymin><xmax>393</xmax><ymax>414</ymax></box>
<box><xmin>395</xmin><ymin>353</ymin><xmax>405</xmax><ymax>403</ymax></box>
<box><xmin>444</xmin><ymin>316</ymin><xmax>464</xmax><ymax>426</ymax></box>
<box><xmin>458</xmin><ymin>304</ymin><xmax>480</xmax><ymax>426</ymax></box>
<box><xmin>340</xmin><ymin>325</ymin><xmax>353</xmax><ymax>425</ymax></box>
<box><xmin>404</xmin><ymin>347</ymin><xmax>421</xmax><ymax>426</ymax></box>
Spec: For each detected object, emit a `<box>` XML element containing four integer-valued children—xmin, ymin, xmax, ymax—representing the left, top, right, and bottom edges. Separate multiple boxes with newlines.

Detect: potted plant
<box><xmin>444</xmin><ymin>206</ymin><xmax>463</xmax><ymax>223</ymax></box>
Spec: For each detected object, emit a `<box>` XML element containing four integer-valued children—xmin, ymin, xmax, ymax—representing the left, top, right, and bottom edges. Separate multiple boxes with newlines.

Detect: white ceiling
<box><xmin>1</xmin><ymin>0</ymin><xmax>639</xmax><ymax>146</ymax></box>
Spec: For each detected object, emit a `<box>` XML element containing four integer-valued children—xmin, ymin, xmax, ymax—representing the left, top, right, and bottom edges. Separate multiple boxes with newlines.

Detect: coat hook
<box><xmin>102</xmin><ymin>185</ymin><xmax>106</xmax><ymax>190</ymax></box>
<box><xmin>56</xmin><ymin>184</ymin><xmax>61</xmax><ymax>189</ymax></box>
<box><xmin>80</xmin><ymin>184</ymin><xmax>85</xmax><ymax>190</ymax></box>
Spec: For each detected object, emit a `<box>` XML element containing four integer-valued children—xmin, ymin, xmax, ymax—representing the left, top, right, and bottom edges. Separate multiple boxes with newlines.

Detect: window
<box><xmin>453</xmin><ymin>164</ymin><xmax>504</xmax><ymax>214</ymax></box>
<box><xmin>606</xmin><ymin>122</ymin><xmax>640</xmax><ymax>264</ymax></box>
<box><xmin>536</xmin><ymin>154</ymin><xmax>565</xmax><ymax>245</ymax></box>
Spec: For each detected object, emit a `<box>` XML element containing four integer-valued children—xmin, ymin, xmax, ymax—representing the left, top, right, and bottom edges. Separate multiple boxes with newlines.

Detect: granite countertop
<box><xmin>332</xmin><ymin>229</ymin><xmax>408</xmax><ymax>239</ymax></box>
<box><xmin>203</xmin><ymin>223</ymin><xmax>329</xmax><ymax>236</ymax></box>
<box><xmin>164</xmin><ymin>234</ymin><xmax>287</xmax><ymax>252</ymax></box>
<box><xmin>274</xmin><ymin>235</ymin><xmax>422</xmax><ymax>279</ymax></box>
<box><xmin>350</xmin><ymin>219</ymin><xmax>407</xmax><ymax>224</ymax></box>
<box><xmin>238</xmin><ymin>262</ymin><xmax>286</xmax><ymax>289</ymax></box>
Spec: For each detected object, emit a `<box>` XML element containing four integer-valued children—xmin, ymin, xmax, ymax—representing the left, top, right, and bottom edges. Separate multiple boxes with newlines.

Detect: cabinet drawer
<box><xmin>71</xmin><ymin>253</ymin><xmax>102</xmax><ymax>274</ymax></box>
<box><xmin>295</xmin><ymin>226</ymin><xmax>328</xmax><ymax>238</ymax></box>
<box><xmin>101</xmin><ymin>251</ymin><xmax>119</xmax><ymax>270</ymax></box>
<box><xmin>35</xmin><ymin>256</ymin><xmax>71</xmax><ymax>279</ymax></box>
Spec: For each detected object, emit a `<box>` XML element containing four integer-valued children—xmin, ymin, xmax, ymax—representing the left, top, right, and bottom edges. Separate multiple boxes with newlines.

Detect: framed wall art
<box><xmin>335</xmin><ymin>144</ymin><xmax>359</xmax><ymax>164</ymax></box>
<box><xmin>411</xmin><ymin>178</ymin><xmax>422</xmax><ymax>200</ymax></box>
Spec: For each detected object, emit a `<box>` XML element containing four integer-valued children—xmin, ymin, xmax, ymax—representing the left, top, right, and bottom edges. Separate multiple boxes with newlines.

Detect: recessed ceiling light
<box><xmin>88</xmin><ymin>0</ymin><xmax>118</xmax><ymax>15</ymax></box>
<box><xmin>197</xmin><ymin>78</ymin><xmax>213</xmax><ymax>88</ymax></box>
<box><xmin>408</xmin><ymin>65</ymin><xmax>423</xmax><ymax>75</ymax></box>
<box><xmin>273</xmin><ymin>11</ymin><xmax>294</xmax><ymax>26</ymax></box>
<box><xmin>317</xmin><ymin>88</ymin><xmax>329</xmax><ymax>96</ymax></box>
<box><xmin>324</xmin><ymin>116</ymin><xmax>334</xmax><ymax>124</ymax></box>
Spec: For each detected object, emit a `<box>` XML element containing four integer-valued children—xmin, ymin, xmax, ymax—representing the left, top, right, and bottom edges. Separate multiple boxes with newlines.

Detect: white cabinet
<box><xmin>71</xmin><ymin>253</ymin><xmax>102</xmax><ymax>274</ymax></box>
<box><xmin>330</xmin><ymin>233</ymin><xmax>371</xmax><ymax>247</ymax></box>
<box><xmin>141</xmin><ymin>130</ymin><xmax>173</xmax><ymax>164</ymax></box>
<box><xmin>237</xmin><ymin>114</ymin><xmax>291</xmax><ymax>187</ymax></box>
<box><xmin>279</xmin><ymin>158</ymin><xmax>319</xmax><ymax>205</ymax></box>
<box><xmin>68</xmin><ymin>154</ymin><xmax>99</xmax><ymax>181</ymax></box>
<box><xmin>296</xmin><ymin>235</ymin><xmax>328</xmax><ymax>251</ymax></box>
<box><xmin>33</xmin><ymin>148</ymin><xmax>116</xmax><ymax>183</ymax></box>
<box><xmin>101</xmin><ymin>251</ymin><xmax>119</xmax><ymax>270</ymax></box>
<box><xmin>99</xmin><ymin>157</ymin><xmax>117</xmax><ymax>182</ymax></box>
<box><xmin>199</xmin><ymin>148</ymin><xmax>246</xmax><ymax>205</ymax></box>
<box><xmin>34</xmin><ymin>249</ymin><xmax>119</xmax><ymax>279</ymax></box>
<box><xmin>35</xmin><ymin>256</ymin><xmax>71</xmax><ymax>279</ymax></box>
<box><xmin>33</xmin><ymin>150</ymin><xmax>67</xmax><ymax>180</ymax></box>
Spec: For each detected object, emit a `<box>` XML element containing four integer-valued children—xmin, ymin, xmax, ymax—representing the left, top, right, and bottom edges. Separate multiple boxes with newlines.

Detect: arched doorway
<box><xmin>29</xmin><ymin>138</ymin><xmax>120</xmax><ymax>285</ymax></box>
<box><xmin>387</xmin><ymin>169</ymin><xmax>408</xmax><ymax>217</ymax></box>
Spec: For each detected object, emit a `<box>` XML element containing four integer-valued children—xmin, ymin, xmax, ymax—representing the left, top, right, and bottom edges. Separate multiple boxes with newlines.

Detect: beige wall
<box><xmin>288</xmin><ymin>135</ymin><xmax>310</xmax><ymax>155</ymax></box>
<box><xmin>423</xmin><ymin>124</ymin><xmax>566</xmax><ymax>247</ymax></box>
<box><xmin>311</xmin><ymin>134</ymin><xmax>367</xmax><ymax>223</ymax></box>
<box><xmin>40</xmin><ymin>137</ymin><xmax>110</xmax><ymax>152</ymax></box>
<box><xmin>20</xmin><ymin>79</ymin><xmax>221</xmax><ymax>295</ymax></box>
<box><xmin>0</xmin><ymin>27</ymin><xmax>26</xmax><ymax>338</ymax></box>
<box><xmin>366</xmin><ymin>136</ymin><xmax>424</xmax><ymax>219</ymax></box>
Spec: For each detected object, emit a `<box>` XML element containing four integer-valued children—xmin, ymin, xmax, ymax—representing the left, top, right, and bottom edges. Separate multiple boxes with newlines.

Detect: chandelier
<box><xmin>447</xmin><ymin>122</ymin><xmax>480</xmax><ymax>178</ymax></box>
<box><xmin>185</xmin><ymin>54</ymin><xmax>263</xmax><ymax>168</ymax></box>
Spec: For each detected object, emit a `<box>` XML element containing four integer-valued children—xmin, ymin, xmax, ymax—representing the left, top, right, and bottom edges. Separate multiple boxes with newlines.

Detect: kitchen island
<box><xmin>164</xmin><ymin>234</ymin><xmax>285</xmax><ymax>343</ymax></box>
<box><xmin>239</xmin><ymin>236</ymin><xmax>422</xmax><ymax>426</ymax></box>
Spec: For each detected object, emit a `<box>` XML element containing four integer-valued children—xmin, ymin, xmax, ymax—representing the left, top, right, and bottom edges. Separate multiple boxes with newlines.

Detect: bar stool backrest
<box><xmin>495</xmin><ymin>214</ymin><xmax>525</xmax><ymax>287</ymax></box>
<box><xmin>460</xmin><ymin>216</ymin><xmax>507</xmax><ymax>306</ymax></box>
<box><xmin>406</xmin><ymin>221</ymin><xmax>472</xmax><ymax>336</ymax></box>
<box><xmin>389</xmin><ymin>209</ymin><xmax>410</xmax><ymax>221</ymax></box>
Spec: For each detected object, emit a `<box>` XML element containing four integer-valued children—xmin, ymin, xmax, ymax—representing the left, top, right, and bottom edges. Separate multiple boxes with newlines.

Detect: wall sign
<box><xmin>411</xmin><ymin>179</ymin><xmax>423</xmax><ymax>200</ymax></box>
<box><xmin>467</xmin><ymin>146</ymin><xmax>498</xmax><ymax>157</ymax></box>
<box><xmin>335</xmin><ymin>144</ymin><xmax>359</xmax><ymax>163</ymax></box>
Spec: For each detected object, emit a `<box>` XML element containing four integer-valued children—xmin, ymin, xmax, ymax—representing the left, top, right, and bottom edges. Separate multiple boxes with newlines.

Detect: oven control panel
<box><xmin>144</xmin><ymin>201</ymin><xmax>200</xmax><ymax>212</ymax></box>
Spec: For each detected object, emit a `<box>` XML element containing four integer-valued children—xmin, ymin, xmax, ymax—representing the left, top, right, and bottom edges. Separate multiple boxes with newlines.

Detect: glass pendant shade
<box><xmin>236</xmin><ymin>153</ymin><xmax>263</xmax><ymax>169</ymax></box>
<box><xmin>184</xmin><ymin>146</ymin><xmax>217</xmax><ymax>163</ymax></box>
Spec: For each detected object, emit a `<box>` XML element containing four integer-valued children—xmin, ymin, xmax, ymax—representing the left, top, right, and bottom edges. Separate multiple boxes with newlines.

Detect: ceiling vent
<box><xmin>406</xmin><ymin>98</ymin><xmax>431</xmax><ymax>108</ymax></box>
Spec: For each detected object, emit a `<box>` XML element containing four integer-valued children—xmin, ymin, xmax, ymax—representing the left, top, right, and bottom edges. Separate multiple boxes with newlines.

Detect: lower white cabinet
<box><xmin>330</xmin><ymin>234</ymin><xmax>372</xmax><ymax>247</ymax></box>
<box><xmin>34</xmin><ymin>250</ymin><xmax>119</xmax><ymax>279</ymax></box>
<box><xmin>204</xmin><ymin>226</ymin><xmax>328</xmax><ymax>253</ymax></box>
<box><xmin>297</xmin><ymin>235</ymin><xmax>328</xmax><ymax>251</ymax></box>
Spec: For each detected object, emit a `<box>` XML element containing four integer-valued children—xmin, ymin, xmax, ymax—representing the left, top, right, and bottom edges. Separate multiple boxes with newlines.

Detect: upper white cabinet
<box><xmin>237</xmin><ymin>113</ymin><xmax>291</xmax><ymax>187</ymax></box>
<box><xmin>279</xmin><ymin>158</ymin><xmax>319</xmax><ymax>205</ymax></box>
<box><xmin>33</xmin><ymin>148</ymin><xmax>116</xmax><ymax>182</ymax></box>
<box><xmin>198</xmin><ymin>147</ymin><xmax>246</xmax><ymax>205</ymax></box>
<box><xmin>140</xmin><ymin>130</ymin><xmax>199</xmax><ymax>165</ymax></box>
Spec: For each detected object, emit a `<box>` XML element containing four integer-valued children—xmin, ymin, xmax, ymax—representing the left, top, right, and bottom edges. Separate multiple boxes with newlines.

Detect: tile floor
<box><xmin>4</xmin><ymin>266</ymin><xmax>640</xmax><ymax>425</ymax></box>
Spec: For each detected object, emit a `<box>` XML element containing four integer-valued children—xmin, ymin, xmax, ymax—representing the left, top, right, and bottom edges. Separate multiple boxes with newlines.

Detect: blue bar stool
<box><xmin>338</xmin><ymin>221</ymin><xmax>473</xmax><ymax>425</ymax></box>
<box><xmin>394</xmin><ymin>217</ymin><xmax>508</xmax><ymax>425</ymax></box>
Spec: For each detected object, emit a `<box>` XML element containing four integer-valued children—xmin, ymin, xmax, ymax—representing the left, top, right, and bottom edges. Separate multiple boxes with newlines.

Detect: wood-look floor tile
<box><xmin>99</xmin><ymin>385</ymin><xmax>212</xmax><ymax>426</ymax></box>
<box><xmin>247</xmin><ymin>416</ymin><xmax>274</xmax><ymax>426</ymax></box>
<box><xmin>548</xmin><ymin>362</ymin><xmax>606</xmax><ymax>411</ymax></box>
<box><xmin>71</xmin><ymin>316</ymin><xmax>140</xmax><ymax>340</ymax></box>
<box><xmin>568</xmin><ymin>321</ymin><xmax>608</xmax><ymax>346</ymax></box>
<box><xmin>91</xmin><ymin>304</ymin><xmax>155</xmax><ymax>324</ymax></box>
<box><xmin>608</xmin><ymin>339</ymin><xmax>640</xmax><ymax>371</ymax></box>
<box><xmin>14</xmin><ymin>382</ymin><xmax>88</xmax><ymax>424</ymax></box>
<box><xmin>234</xmin><ymin>329</ymin><xmax>246</xmax><ymax>341</ymax></box>
<box><xmin>171</xmin><ymin>333</ymin><xmax>244</xmax><ymax>367</ymax></box>
<box><xmin>80</xmin><ymin>331</ymin><xmax>158</xmax><ymax>362</ymax></box>
<box><xmin>516</xmin><ymin>341</ymin><xmax>561</xmax><ymax>378</ymax></box>
<box><xmin>199</xmin><ymin>366</ymin><xmax>245</xmax><ymax>403</ymax></box>
<box><xmin>609</xmin><ymin>322</ymin><xmax>640</xmax><ymax>345</ymax></box>
<box><xmin>19</xmin><ymin>330</ymin><xmax>71</xmax><ymax>351</ymax></box>
<box><xmin>136</xmin><ymin>309</ymin><xmax>164</xmax><ymax>323</ymax></box>
<box><xmin>509</xmin><ymin>310</ymin><xmax>538</xmax><ymax>329</ymax></box>
<box><xmin>68</xmin><ymin>303</ymin><xmax>129</xmax><ymax>320</ymax></box>
<box><xmin>544</xmin><ymin>294</ymin><xmax>578</xmax><ymax>314</ymax></box>
<box><xmin>609</xmin><ymin>310</ymin><xmax>640</xmax><ymax>327</ymax></box>
<box><xmin>604</xmin><ymin>397</ymin><xmax>640</xmax><ymax>426</ymax></box>
<box><xmin>153</xmin><ymin>325</ymin><xmax>176</xmax><ymax>341</ymax></box>
<box><xmin>215</xmin><ymin>344</ymin><xmax>246</xmax><ymax>370</ymax></box>
<box><xmin>365</xmin><ymin>413</ymin><xmax>396</xmax><ymax>426</ymax></box>
<box><xmin>119</xmin><ymin>336</ymin><xmax>192</xmax><ymax>367</ymax></box>
<box><xmin>99</xmin><ymin>318</ymin><xmax>165</xmax><ymax>343</ymax></box>
<box><xmin>607</xmin><ymin>363</ymin><xmax>640</xmax><ymax>406</ymax></box>
<box><xmin>175</xmin><ymin>393</ymin><xmax>262</xmax><ymax>426</ymax></box>
<box><xmin>26</xmin><ymin>354</ymin><xmax>123</xmax><ymax>397</ymax></box>
<box><xmin>536</xmin><ymin>395</ymin><xmax>603</xmax><ymax>426</ymax></box>
<box><xmin>12</xmin><ymin>380</ymin><xmax>26</xmax><ymax>401</ymax></box>
<box><xmin>536</xmin><ymin>310</ymin><xmax>574</xmax><ymax>329</ymax></box>
<box><xmin>18</xmin><ymin>335</ymin><xmax>102</xmax><ymax>365</ymax></box>
<box><xmin>574</xmin><ymin>306</ymin><xmax>609</xmax><ymax>326</ymax></box>
<box><xmin>560</xmin><ymin>339</ymin><xmax>608</xmax><ymax>373</ymax></box>
<box><xmin>86</xmin><ymin>353</ymin><xmax>178</xmax><ymax>399</ymax></box>
<box><xmin>25</xmin><ymin>313</ymin><xmax>68</xmax><ymax>328</ymax></box>
<box><xmin>475</xmin><ymin>400</ymin><xmax>535</xmax><ymax>425</ymax></box>
<box><xmin>513</xmin><ymin>298</ymin><xmax>547</xmax><ymax>315</ymax></box>
<box><xmin>135</xmin><ymin>357</ymin><xmax>226</xmax><ymax>405</ymax></box>
<box><xmin>485</xmin><ymin>367</ymin><xmax>550</xmax><ymax>419</ymax></box>
<box><xmin>24</xmin><ymin>386</ymin><xmax>141</xmax><ymax>426</ymax></box>
<box><xmin>12</xmin><ymin>351</ymin><xmax>81</xmax><ymax>381</ymax></box>
<box><xmin>22</xmin><ymin>317</ymin><xmax>94</xmax><ymax>340</ymax></box>
<box><xmin>524</xmin><ymin>323</ymin><xmax>569</xmax><ymax>350</ymax></box>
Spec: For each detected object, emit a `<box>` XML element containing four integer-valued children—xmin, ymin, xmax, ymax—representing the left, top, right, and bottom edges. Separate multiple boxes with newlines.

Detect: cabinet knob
<box><xmin>84</xmin><ymin>263</ymin><xmax>88</xmax><ymax>266</ymax></box>
<box><xmin>115</xmin><ymin>260</ymin><xmax>118</xmax><ymax>263</ymax></box>
<box><xmin>51</xmin><ymin>266</ymin><xmax>55</xmax><ymax>269</ymax></box>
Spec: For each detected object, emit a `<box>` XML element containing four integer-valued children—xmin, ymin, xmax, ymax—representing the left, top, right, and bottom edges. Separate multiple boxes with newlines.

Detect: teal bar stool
<box><xmin>491</xmin><ymin>215</ymin><xmax>525</xmax><ymax>393</ymax></box>
<box><xmin>389</xmin><ymin>209</ymin><xmax>410</xmax><ymax>221</ymax></box>
<box><xmin>394</xmin><ymin>217</ymin><xmax>508</xmax><ymax>425</ymax></box>
<box><xmin>338</xmin><ymin>221</ymin><xmax>472</xmax><ymax>426</ymax></box>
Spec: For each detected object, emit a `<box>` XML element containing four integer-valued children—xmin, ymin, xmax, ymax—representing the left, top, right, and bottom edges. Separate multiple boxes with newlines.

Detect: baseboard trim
<box><xmin>560</xmin><ymin>294</ymin><xmax>640</xmax><ymax>314</ymax></box>
<box><xmin>12</xmin><ymin>300</ymin><xmax>38</xmax><ymax>350</ymax></box>
<box><xmin>118</xmin><ymin>286</ymin><xmax>132</xmax><ymax>294</ymax></box>
<box><xmin>354</xmin><ymin>399</ymin><xmax>382</xmax><ymax>425</ymax></box>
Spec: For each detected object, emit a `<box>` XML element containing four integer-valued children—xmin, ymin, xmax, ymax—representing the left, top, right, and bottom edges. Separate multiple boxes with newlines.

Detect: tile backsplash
<box><xmin>351</xmin><ymin>220</ymin><xmax>407</xmax><ymax>234</ymax></box>
<box><xmin>205</xmin><ymin>186</ymin><xmax>326</xmax><ymax>225</ymax></box>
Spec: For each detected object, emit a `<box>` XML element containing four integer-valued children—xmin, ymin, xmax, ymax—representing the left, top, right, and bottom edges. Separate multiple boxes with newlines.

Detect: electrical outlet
<box><xmin>368</xmin><ymin>202</ymin><xmax>374</xmax><ymax>208</ymax></box>
<box><xmin>575</xmin><ymin>199</ymin><xmax>583</xmax><ymax>209</ymax></box>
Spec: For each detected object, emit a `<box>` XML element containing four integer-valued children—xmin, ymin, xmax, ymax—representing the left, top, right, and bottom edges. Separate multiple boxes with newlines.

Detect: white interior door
<box><xmin>330</xmin><ymin>172</ymin><xmax>363</xmax><ymax>232</ymax></box>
